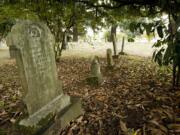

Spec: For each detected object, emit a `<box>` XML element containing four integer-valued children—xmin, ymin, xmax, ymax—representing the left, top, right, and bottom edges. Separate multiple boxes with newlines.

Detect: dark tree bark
<box><xmin>111</xmin><ymin>25</ymin><xmax>117</xmax><ymax>56</ymax></box>
<box><xmin>168</xmin><ymin>8</ymin><xmax>180</xmax><ymax>88</ymax></box>
<box><xmin>56</xmin><ymin>31</ymin><xmax>68</xmax><ymax>61</ymax></box>
<box><xmin>73</xmin><ymin>24</ymin><xmax>78</xmax><ymax>42</ymax></box>
<box><xmin>72</xmin><ymin>1</ymin><xmax>78</xmax><ymax>42</ymax></box>
<box><xmin>78</xmin><ymin>0</ymin><xmax>160</xmax><ymax>9</ymax></box>
<box><xmin>112</xmin><ymin>34</ymin><xmax>117</xmax><ymax>56</ymax></box>
<box><xmin>121</xmin><ymin>36</ymin><xmax>125</xmax><ymax>53</ymax></box>
<box><xmin>62</xmin><ymin>32</ymin><xmax>68</xmax><ymax>50</ymax></box>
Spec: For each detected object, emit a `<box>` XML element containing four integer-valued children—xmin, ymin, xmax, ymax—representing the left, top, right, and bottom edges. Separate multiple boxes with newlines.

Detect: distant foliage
<box><xmin>1</xmin><ymin>0</ymin><xmax>180</xmax><ymax>65</ymax></box>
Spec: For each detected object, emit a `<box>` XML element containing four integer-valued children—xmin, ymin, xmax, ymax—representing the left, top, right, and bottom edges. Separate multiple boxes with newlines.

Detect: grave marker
<box><xmin>6</xmin><ymin>20</ymin><xmax>82</xmax><ymax>134</ymax></box>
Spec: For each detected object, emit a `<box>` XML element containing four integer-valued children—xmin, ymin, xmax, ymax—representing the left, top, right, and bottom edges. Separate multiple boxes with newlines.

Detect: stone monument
<box><xmin>86</xmin><ymin>56</ymin><xmax>103</xmax><ymax>85</ymax></box>
<box><xmin>6</xmin><ymin>20</ymin><xmax>82</xmax><ymax>134</ymax></box>
<box><xmin>106</xmin><ymin>48</ymin><xmax>114</xmax><ymax>68</ymax></box>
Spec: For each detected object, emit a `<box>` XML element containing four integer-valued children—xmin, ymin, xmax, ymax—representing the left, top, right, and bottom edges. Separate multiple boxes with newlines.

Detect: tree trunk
<box><xmin>169</xmin><ymin>12</ymin><xmax>178</xmax><ymax>88</ymax></box>
<box><xmin>73</xmin><ymin>24</ymin><xmax>78</xmax><ymax>42</ymax></box>
<box><xmin>72</xmin><ymin>1</ymin><xmax>78</xmax><ymax>42</ymax></box>
<box><xmin>61</xmin><ymin>32</ymin><xmax>68</xmax><ymax>50</ymax></box>
<box><xmin>121</xmin><ymin>36</ymin><xmax>125</xmax><ymax>53</ymax></box>
<box><xmin>56</xmin><ymin>32</ymin><xmax>68</xmax><ymax>62</ymax></box>
<box><xmin>111</xmin><ymin>25</ymin><xmax>117</xmax><ymax>56</ymax></box>
<box><xmin>112</xmin><ymin>34</ymin><xmax>117</xmax><ymax>56</ymax></box>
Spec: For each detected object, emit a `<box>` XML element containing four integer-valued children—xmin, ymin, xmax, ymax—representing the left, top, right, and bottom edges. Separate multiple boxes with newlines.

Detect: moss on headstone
<box><xmin>87</xmin><ymin>56</ymin><xmax>103</xmax><ymax>86</ymax></box>
<box><xmin>15</xmin><ymin>113</ymin><xmax>55</xmax><ymax>135</ymax></box>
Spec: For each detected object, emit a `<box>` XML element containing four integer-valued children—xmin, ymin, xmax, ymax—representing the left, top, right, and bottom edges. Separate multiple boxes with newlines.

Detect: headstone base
<box><xmin>44</xmin><ymin>97</ymin><xmax>83</xmax><ymax>135</ymax></box>
<box><xmin>106</xmin><ymin>65</ymin><xmax>114</xmax><ymax>70</ymax></box>
<box><xmin>119</xmin><ymin>52</ymin><xmax>127</xmax><ymax>55</ymax></box>
<box><xmin>112</xmin><ymin>55</ymin><xmax>119</xmax><ymax>59</ymax></box>
<box><xmin>86</xmin><ymin>75</ymin><xmax>103</xmax><ymax>86</ymax></box>
<box><xmin>17</xmin><ymin>96</ymin><xmax>83</xmax><ymax>135</ymax></box>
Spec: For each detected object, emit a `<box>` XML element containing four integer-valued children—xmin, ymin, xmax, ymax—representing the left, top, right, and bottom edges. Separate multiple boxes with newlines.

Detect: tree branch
<box><xmin>112</xmin><ymin>0</ymin><xmax>158</xmax><ymax>6</ymax></box>
<box><xmin>77</xmin><ymin>0</ymin><xmax>159</xmax><ymax>9</ymax></box>
<box><xmin>77</xmin><ymin>0</ymin><xmax>126</xmax><ymax>9</ymax></box>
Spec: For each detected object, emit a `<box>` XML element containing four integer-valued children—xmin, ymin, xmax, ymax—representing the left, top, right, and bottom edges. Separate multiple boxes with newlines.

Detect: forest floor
<box><xmin>0</xmin><ymin>55</ymin><xmax>180</xmax><ymax>135</ymax></box>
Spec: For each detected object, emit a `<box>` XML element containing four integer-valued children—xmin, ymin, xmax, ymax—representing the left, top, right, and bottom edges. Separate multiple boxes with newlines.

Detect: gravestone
<box><xmin>6</xmin><ymin>20</ymin><xmax>82</xmax><ymax>134</ymax></box>
<box><xmin>87</xmin><ymin>56</ymin><xmax>103</xmax><ymax>85</ymax></box>
<box><xmin>106</xmin><ymin>48</ymin><xmax>114</xmax><ymax>68</ymax></box>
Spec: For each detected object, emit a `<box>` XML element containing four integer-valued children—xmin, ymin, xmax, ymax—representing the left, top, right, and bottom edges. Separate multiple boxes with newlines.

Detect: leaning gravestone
<box><xmin>6</xmin><ymin>20</ymin><xmax>82</xmax><ymax>134</ymax></box>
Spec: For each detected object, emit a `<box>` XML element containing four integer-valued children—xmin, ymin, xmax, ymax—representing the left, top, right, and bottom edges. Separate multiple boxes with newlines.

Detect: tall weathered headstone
<box><xmin>6</xmin><ymin>20</ymin><xmax>82</xmax><ymax>134</ymax></box>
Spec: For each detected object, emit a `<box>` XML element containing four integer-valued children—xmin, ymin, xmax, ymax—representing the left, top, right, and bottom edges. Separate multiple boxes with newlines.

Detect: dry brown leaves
<box><xmin>0</xmin><ymin>56</ymin><xmax>180</xmax><ymax>135</ymax></box>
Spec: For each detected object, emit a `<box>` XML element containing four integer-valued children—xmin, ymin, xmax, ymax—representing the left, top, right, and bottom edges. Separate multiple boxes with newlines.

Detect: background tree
<box><xmin>2</xmin><ymin>0</ymin><xmax>180</xmax><ymax>86</ymax></box>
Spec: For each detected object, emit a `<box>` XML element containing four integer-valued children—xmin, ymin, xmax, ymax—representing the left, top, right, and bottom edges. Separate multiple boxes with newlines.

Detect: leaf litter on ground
<box><xmin>0</xmin><ymin>55</ymin><xmax>180</xmax><ymax>135</ymax></box>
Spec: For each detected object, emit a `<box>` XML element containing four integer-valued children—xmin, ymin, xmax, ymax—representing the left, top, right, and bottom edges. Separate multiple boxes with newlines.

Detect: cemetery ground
<box><xmin>1</xmin><ymin>54</ymin><xmax>180</xmax><ymax>135</ymax></box>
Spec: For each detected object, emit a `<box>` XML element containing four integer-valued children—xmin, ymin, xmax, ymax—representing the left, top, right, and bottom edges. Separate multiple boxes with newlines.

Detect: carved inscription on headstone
<box><xmin>6</xmin><ymin>21</ymin><xmax>67</xmax><ymax>116</ymax></box>
<box><xmin>6</xmin><ymin>21</ymin><xmax>82</xmax><ymax>131</ymax></box>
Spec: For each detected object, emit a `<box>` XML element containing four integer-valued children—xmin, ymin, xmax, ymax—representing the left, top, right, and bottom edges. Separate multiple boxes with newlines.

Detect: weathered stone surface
<box><xmin>87</xmin><ymin>56</ymin><xmax>103</xmax><ymax>85</ymax></box>
<box><xmin>20</xmin><ymin>95</ymin><xmax>70</xmax><ymax>126</ymax></box>
<box><xmin>6</xmin><ymin>20</ymin><xmax>82</xmax><ymax>134</ymax></box>
<box><xmin>106</xmin><ymin>48</ymin><xmax>114</xmax><ymax>68</ymax></box>
<box><xmin>43</xmin><ymin>97</ymin><xmax>83</xmax><ymax>135</ymax></box>
<box><xmin>7</xmin><ymin>21</ymin><xmax>62</xmax><ymax>114</ymax></box>
<box><xmin>15</xmin><ymin>97</ymin><xmax>83</xmax><ymax>135</ymax></box>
